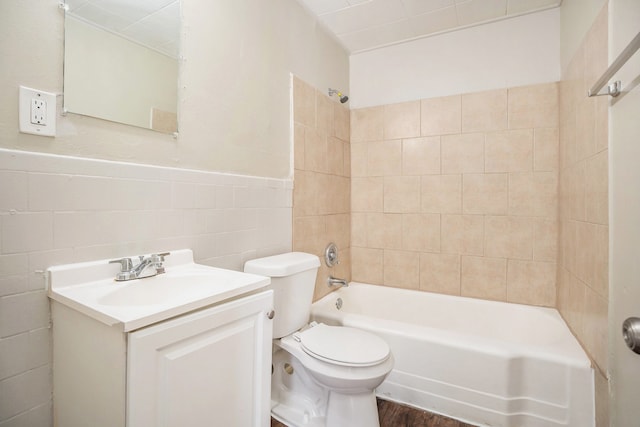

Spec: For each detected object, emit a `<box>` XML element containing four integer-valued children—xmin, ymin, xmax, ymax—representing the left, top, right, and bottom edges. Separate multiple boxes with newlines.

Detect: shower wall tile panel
<box><xmin>557</xmin><ymin>3</ymin><xmax>609</xmax><ymax>425</ymax></box>
<box><xmin>292</xmin><ymin>77</ymin><xmax>351</xmax><ymax>302</ymax></box>
<box><xmin>0</xmin><ymin>148</ymin><xmax>292</xmax><ymax>425</ymax></box>
<box><xmin>351</xmin><ymin>81</ymin><xmax>559</xmax><ymax>306</ymax></box>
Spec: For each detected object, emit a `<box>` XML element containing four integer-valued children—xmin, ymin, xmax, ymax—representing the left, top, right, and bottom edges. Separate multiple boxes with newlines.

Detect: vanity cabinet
<box><xmin>52</xmin><ymin>290</ymin><xmax>273</xmax><ymax>427</ymax></box>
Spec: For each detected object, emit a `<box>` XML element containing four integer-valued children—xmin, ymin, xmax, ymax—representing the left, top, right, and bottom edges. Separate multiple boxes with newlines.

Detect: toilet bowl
<box><xmin>244</xmin><ymin>252</ymin><xmax>394</xmax><ymax>427</ymax></box>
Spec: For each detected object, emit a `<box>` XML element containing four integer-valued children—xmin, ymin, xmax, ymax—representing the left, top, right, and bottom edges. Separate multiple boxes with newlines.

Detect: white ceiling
<box><xmin>65</xmin><ymin>0</ymin><xmax>180</xmax><ymax>59</ymax></box>
<box><xmin>296</xmin><ymin>0</ymin><xmax>562</xmax><ymax>53</ymax></box>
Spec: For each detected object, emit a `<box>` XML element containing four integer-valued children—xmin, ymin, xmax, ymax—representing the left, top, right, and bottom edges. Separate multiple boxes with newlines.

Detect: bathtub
<box><xmin>310</xmin><ymin>283</ymin><xmax>594</xmax><ymax>427</ymax></box>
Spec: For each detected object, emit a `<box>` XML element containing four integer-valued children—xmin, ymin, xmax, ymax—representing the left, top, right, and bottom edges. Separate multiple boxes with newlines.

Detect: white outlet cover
<box><xmin>19</xmin><ymin>86</ymin><xmax>57</xmax><ymax>137</ymax></box>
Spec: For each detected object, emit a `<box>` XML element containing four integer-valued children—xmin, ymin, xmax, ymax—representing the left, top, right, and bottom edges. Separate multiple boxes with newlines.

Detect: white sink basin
<box><xmin>48</xmin><ymin>249</ymin><xmax>270</xmax><ymax>331</ymax></box>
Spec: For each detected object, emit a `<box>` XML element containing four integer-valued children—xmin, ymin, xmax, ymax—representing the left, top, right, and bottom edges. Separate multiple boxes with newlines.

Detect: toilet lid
<box><xmin>298</xmin><ymin>324</ymin><xmax>390</xmax><ymax>367</ymax></box>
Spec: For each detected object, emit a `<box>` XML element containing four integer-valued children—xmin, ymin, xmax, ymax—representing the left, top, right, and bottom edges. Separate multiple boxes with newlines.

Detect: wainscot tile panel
<box><xmin>0</xmin><ymin>148</ymin><xmax>292</xmax><ymax>425</ymax></box>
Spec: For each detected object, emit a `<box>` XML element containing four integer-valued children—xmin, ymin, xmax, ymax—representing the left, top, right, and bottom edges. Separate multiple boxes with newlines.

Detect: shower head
<box><xmin>328</xmin><ymin>88</ymin><xmax>349</xmax><ymax>104</ymax></box>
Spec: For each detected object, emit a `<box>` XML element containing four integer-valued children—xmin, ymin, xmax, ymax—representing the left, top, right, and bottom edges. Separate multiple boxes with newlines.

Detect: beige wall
<box><xmin>558</xmin><ymin>3</ymin><xmax>610</xmax><ymax>426</ymax></box>
<box><xmin>0</xmin><ymin>0</ymin><xmax>349</xmax><ymax>179</ymax></box>
<box><xmin>350</xmin><ymin>83</ymin><xmax>559</xmax><ymax>306</ymax></box>
<box><xmin>292</xmin><ymin>77</ymin><xmax>351</xmax><ymax>301</ymax></box>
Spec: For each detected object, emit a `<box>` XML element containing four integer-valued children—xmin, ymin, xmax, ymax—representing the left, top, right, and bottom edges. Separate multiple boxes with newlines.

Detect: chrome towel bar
<box><xmin>588</xmin><ymin>31</ymin><xmax>640</xmax><ymax>97</ymax></box>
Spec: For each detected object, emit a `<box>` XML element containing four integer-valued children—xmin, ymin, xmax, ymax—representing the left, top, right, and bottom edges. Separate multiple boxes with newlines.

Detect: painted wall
<box><xmin>0</xmin><ymin>0</ymin><xmax>349</xmax><ymax>179</ymax></box>
<box><xmin>560</xmin><ymin>0</ymin><xmax>608</xmax><ymax>72</ymax></box>
<box><xmin>350</xmin><ymin>8</ymin><xmax>560</xmax><ymax>109</ymax></box>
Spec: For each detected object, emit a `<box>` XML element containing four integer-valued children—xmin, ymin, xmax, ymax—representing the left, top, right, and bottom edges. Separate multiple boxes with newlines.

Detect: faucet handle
<box><xmin>109</xmin><ymin>257</ymin><xmax>133</xmax><ymax>271</ymax></box>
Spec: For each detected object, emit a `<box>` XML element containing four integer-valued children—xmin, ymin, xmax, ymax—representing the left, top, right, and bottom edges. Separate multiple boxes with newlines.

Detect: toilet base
<box><xmin>326</xmin><ymin>390</ymin><xmax>380</xmax><ymax>427</ymax></box>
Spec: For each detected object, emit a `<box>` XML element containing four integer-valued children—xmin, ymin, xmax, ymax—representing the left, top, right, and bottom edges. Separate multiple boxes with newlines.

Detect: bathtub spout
<box><xmin>327</xmin><ymin>275</ymin><xmax>348</xmax><ymax>287</ymax></box>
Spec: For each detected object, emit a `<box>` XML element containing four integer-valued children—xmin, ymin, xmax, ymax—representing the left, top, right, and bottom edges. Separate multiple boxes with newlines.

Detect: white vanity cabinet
<box><xmin>51</xmin><ymin>290</ymin><xmax>273</xmax><ymax>427</ymax></box>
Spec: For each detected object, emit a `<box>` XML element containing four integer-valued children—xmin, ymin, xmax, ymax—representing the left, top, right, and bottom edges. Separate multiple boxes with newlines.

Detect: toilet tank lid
<box><xmin>244</xmin><ymin>252</ymin><xmax>320</xmax><ymax>277</ymax></box>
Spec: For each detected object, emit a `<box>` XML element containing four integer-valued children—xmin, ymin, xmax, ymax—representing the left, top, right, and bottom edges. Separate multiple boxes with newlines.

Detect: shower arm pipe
<box><xmin>588</xmin><ymin>31</ymin><xmax>640</xmax><ymax>97</ymax></box>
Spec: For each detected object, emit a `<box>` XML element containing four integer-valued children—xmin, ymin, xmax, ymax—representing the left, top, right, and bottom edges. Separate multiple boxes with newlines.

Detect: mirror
<box><xmin>63</xmin><ymin>0</ymin><xmax>180</xmax><ymax>134</ymax></box>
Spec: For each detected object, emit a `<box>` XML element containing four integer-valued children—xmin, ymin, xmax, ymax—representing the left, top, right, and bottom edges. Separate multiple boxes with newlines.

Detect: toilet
<box><xmin>244</xmin><ymin>252</ymin><xmax>394</xmax><ymax>427</ymax></box>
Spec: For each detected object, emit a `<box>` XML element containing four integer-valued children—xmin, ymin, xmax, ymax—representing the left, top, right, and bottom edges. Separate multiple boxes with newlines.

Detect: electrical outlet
<box><xmin>19</xmin><ymin>86</ymin><xmax>56</xmax><ymax>137</ymax></box>
<box><xmin>31</xmin><ymin>98</ymin><xmax>47</xmax><ymax>125</ymax></box>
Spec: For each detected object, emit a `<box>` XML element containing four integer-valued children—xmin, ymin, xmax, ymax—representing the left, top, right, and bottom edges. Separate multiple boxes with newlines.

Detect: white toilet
<box><xmin>244</xmin><ymin>252</ymin><xmax>394</xmax><ymax>427</ymax></box>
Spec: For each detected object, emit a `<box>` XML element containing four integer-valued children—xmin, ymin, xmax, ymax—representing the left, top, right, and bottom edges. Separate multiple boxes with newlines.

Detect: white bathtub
<box><xmin>310</xmin><ymin>283</ymin><xmax>594</xmax><ymax>427</ymax></box>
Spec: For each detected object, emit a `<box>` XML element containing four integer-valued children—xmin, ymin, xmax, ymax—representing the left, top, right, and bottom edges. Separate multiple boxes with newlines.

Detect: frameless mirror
<box><xmin>63</xmin><ymin>0</ymin><xmax>180</xmax><ymax>134</ymax></box>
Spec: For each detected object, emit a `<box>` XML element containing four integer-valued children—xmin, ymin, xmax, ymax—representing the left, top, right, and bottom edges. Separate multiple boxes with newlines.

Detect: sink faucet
<box><xmin>109</xmin><ymin>252</ymin><xmax>169</xmax><ymax>281</ymax></box>
<box><xmin>327</xmin><ymin>275</ymin><xmax>348</xmax><ymax>287</ymax></box>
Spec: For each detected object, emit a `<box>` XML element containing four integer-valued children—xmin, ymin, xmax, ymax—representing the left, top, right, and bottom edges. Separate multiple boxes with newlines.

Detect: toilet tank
<box><xmin>244</xmin><ymin>252</ymin><xmax>320</xmax><ymax>338</ymax></box>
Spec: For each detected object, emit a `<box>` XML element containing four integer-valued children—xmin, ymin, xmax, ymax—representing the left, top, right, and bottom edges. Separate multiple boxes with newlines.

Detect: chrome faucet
<box><xmin>109</xmin><ymin>252</ymin><xmax>169</xmax><ymax>281</ymax></box>
<box><xmin>327</xmin><ymin>275</ymin><xmax>348</xmax><ymax>287</ymax></box>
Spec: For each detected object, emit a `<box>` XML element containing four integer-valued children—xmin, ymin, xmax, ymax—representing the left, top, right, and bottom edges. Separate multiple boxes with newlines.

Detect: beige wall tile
<box><xmin>421</xmin><ymin>174</ymin><xmax>462</xmax><ymax>214</ymax></box>
<box><xmin>351</xmin><ymin>247</ymin><xmax>383</xmax><ymax>285</ymax></box>
<box><xmin>533</xmin><ymin>217</ymin><xmax>558</xmax><ymax>262</ymax></box>
<box><xmin>484</xmin><ymin>216</ymin><xmax>533</xmax><ymax>260</ymax></box>
<box><xmin>343</xmin><ymin>141</ymin><xmax>351</xmax><ymax>178</ymax></box>
<box><xmin>441</xmin><ymin>214</ymin><xmax>484</xmax><ymax>255</ymax></box>
<box><xmin>461</xmin><ymin>256</ymin><xmax>507</xmax><ymax>301</ymax></box>
<box><xmin>594</xmin><ymin>97</ymin><xmax>608</xmax><ymax>153</ymax></box>
<box><xmin>485</xmin><ymin>129</ymin><xmax>533</xmax><ymax>173</ymax></box>
<box><xmin>557</xmin><ymin>267</ymin><xmax>585</xmax><ymax>334</ymax></box>
<box><xmin>334</xmin><ymin>102</ymin><xmax>350</xmax><ymax>142</ymax></box>
<box><xmin>316</xmin><ymin>89</ymin><xmax>334</xmax><ymax>137</ymax></box>
<box><xmin>351</xmin><ymin>213</ymin><xmax>368</xmax><ymax>248</ymax></box>
<box><xmin>351</xmin><ymin>107</ymin><xmax>384</xmax><ymax>143</ymax></box>
<box><xmin>293</xmin><ymin>215</ymin><xmax>325</xmax><ymax>254</ymax></box>
<box><xmin>421</xmin><ymin>95</ymin><xmax>461</xmax><ymax>136</ymax></box>
<box><xmin>325</xmin><ymin>213</ymin><xmax>350</xmax><ymax>253</ymax></box>
<box><xmin>508</xmin><ymin>83</ymin><xmax>559</xmax><ymax>129</ymax></box>
<box><xmin>508</xmin><ymin>172</ymin><xmax>557</xmax><ymax>218</ymax></box>
<box><xmin>507</xmin><ymin>260</ymin><xmax>556</xmax><ymax>307</ymax></box>
<box><xmin>441</xmin><ymin>133</ymin><xmax>485</xmax><ymax>174</ymax></box>
<box><xmin>402</xmin><ymin>137</ymin><xmax>441</xmax><ymax>175</ymax></box>
<box><xmin>575</xmin><ymin>221</ymin><xmax>608</xmax><ymax>297</ymax></box>
<box><xmin>586</xmin><ymin>150</ymin><xmax>608</xmax><ymax>225</ymax></box>
<box><xmin>293</xmin><ymin>170</ymin><xmax>318</xmax><ymax>217</ymax></box>
<box><xmin>534</xmin><ymin>128</ymin><xmax>559</xmax><ymax>172</ymax></box>
<box><xmin>419</xmin><ymin>253</ymin><xmax>461</xmax><ymax>295</ymax></box>
<box><xmin>402</xmin><ymin>213</ymin><xmax>441</xmax><ymax>252</ymax></box>
<box><xmin>352</xmin><ymin>177</ymin><xmax>383</xmax><ymax>212</ymax></box>
<box><xmin>383</xmin><ymin>214</ymin><xmax>403</xmax><ymax>250</ymax></box>
<box><xmin>583</xmin><ymin>286</ymin><xmax>608</xmax><ymax>372</ymax></box>
<box><xmin>384</xmin><ymin>101</ymin><xmax>421</xmax><ymax>140</ymax></box>
<box><xmin>576</xmin><ymin>99</ymin><xmax>597</xmax><ymax>161</ymax></box>
<box><xmin>304</xmin><ymin>128</ymin><xmax>328</xmax><ymax>173</ymax></box>
<box><xmin>462</xmin><ymin>89</ymin><xmax>508</xmax><ymax>132</ymax></box>
<box><xmin>384</xmin><ymin>249</ymin><xmax>420</xmax><ymax>289</ymax></box>
<box><xmin>351</xmin><ymin>142</ymin><xmax>367</xmax><ymax>177</ymax></box>
<box><xmin>368</xmin><ymin>140</ymin><xmax>402</xmax><ymax>176</ymax></box>
<box><xmin>293</xmin><ymin>76</ymin><xmax>315</xmax><ymax>127</ymax></box>
<box><xmin>294</xmin><ymin>123</ymin><xmax>305</xmax><ymax>170</ymax></box>
<box><xmin>463</xmin><ymin>173</ymin><xmax>508</xmax><ymax>215</ymax></box>
<box><xmin>327</xmin><ymin>137</ymin><xmax>345</xmax><ymax>176</ymax></box>
<box><xmin>384</xmin><ymin>176</ymin><xmax>421</xmax><ymax>213</ymax></box>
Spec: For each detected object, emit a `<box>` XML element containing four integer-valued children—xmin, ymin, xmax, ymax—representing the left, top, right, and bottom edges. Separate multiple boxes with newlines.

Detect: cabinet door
<box><xmin>127</xmin><ymin>290</ymin><xmax>273</xmax><ymax>427</ymax></box>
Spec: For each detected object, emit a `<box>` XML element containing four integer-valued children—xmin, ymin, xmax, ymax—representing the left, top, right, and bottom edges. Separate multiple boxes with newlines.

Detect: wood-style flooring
<box><xmin>270</xmin><ymin>398</ymin><xmax>477</xmax><ymax>427</ymax></box>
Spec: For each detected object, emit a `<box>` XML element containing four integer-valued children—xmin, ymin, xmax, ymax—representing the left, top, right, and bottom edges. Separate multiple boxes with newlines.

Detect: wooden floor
<box><xmin>271</xmin><ymin>398</ymin><xmax>477</xmax><ymax>427</ymax></box>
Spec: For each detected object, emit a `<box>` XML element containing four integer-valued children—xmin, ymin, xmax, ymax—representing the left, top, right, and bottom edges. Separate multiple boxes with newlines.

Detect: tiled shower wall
<box><xmin>558</xmin><ymin>4</ymin><xmax>609</xmax><ymax>425</ymax></box>
<box><xmin>292</xmin><ymin>77</ymin><xmax>351</xmax><ymax>301</ymax></box>
<box><xmin>350</xmin><ymin>83</ymin><xmax>559</xmax><ymax>306</ymax></box>
<box><xmin>0</xmin><ymin>149</ymin><xmax>292</xmax><ymax>425</ymax></box>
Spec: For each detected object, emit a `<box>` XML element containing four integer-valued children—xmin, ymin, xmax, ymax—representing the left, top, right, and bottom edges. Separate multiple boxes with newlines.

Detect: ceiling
<box><xmin>296</xmin><ymin>0</ymin><xmax>562</xmax><ymax>53</ymax></box>
<box><xmin>65</xmin><ymin>0</ymin><xmax>180</xmax><ymax>58</ymax></box>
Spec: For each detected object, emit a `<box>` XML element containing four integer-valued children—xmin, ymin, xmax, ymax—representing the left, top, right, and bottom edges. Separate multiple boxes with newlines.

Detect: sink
<box><xmin>47</xmin><ymin>249</ymin><xmax>271</xmax><ymax>331</ymax></box>
<box><xmin>97</xmin><ymin>272</ymin><xmax>229</xmax><ymax>306</ymax></box>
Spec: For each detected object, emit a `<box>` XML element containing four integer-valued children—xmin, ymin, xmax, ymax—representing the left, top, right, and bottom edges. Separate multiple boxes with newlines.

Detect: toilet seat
<box><xmin>296</xmin><ymin>324</ymin><xmax>390</xmax><ymax>367</ymax></box>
